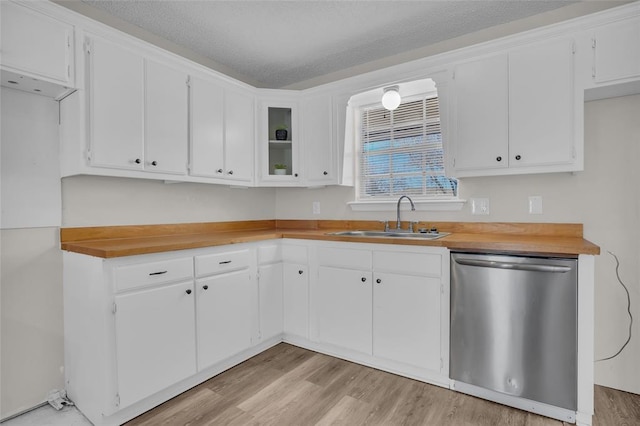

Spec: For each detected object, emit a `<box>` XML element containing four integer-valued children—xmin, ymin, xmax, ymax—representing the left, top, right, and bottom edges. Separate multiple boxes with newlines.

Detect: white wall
<box><xmin>0</xmin><ymin>89</ymin><xmax>63</xmax><ymax>418</ymax></box>
<box><xmin>276</xmin><ymin>94</ymin><xmax>640</xmax><ymax>394</ymax></box>
<box><xmin>62</xmin><ymin>176</ymin><xmax>276</xmax><ymax>226</ymax></box>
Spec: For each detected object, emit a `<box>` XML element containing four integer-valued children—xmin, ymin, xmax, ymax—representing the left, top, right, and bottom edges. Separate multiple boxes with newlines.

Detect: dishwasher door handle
<box><xmin>454</xmin><ymin>258</ymin><xmax>572</xmax><ymax>273</ymax></box>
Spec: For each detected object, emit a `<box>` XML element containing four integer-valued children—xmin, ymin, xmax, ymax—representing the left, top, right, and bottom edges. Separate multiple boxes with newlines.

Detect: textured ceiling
<box><xmin>79</xmin><ymin>0</ymin><xmax>590</xmax><ymax>88</ymax></box>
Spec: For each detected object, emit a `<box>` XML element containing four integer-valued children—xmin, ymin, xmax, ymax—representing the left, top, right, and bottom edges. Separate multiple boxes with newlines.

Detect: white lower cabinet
<box><xmin>114</xmin><ymin>280</ymin><xmax>197</xmax><ymax>408</ymax></box>
<box><xmin>283</xmin><ymin>263</ymin><xmax>309</xmax><ymax>339</ymax></box>
<box><xmin>313</xmin><ymin>242</ymin><xmax>448</xmax><ymax>377</ymax></box>
<box><xmin>258</xmin><ymin>262</ymin><xmax>284</xmax><ymax>341</ymax></box>
<box><xmin>373</xmin><ymin>272</ymin><xmax>441</xmax><ymax>370</ymax></box>
<box><xmin>317</xmin><ymin>266</ymin><xmax>372</xmax><ymax>354</ymax></box>
<box><xmin>64</xmin><ymin>239</ymin><xmax>448</xmax><ymax>426</ymax></box>
<box><xmin>196</xmin><ymin>270</ymin><xmax>252</xmax><ymax>370</ymax></box>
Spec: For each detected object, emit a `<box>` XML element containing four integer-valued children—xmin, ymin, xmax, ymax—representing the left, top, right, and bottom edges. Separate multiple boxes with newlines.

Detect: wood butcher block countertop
<box><xmin>60</xmin><ymin>220</ymin><xmax>600</xmax><ymax>259</ymax></box>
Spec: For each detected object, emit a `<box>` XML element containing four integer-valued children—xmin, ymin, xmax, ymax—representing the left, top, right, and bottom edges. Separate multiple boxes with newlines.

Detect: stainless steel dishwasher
<box><xmin>450</xmin><ymin>252</ymin><xmax>578</xmax><ymax>422</ymax></box>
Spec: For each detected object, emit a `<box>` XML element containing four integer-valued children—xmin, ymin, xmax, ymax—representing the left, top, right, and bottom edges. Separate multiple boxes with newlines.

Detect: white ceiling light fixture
<box><xmin>382</xmin><ymin>86</ymin><xmax>401</xmax><ymax>111</ymax></box>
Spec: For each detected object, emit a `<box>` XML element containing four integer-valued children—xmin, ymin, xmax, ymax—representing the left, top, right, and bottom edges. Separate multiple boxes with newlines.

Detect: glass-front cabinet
<box><xmin>258</xmin><ymin>99</ymin><xmax>300</xmax><ymax>185</ymax></box>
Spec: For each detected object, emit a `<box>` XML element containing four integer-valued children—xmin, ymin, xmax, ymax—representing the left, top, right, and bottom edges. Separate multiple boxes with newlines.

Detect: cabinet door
<box><xmin>373</xmin><ymin>273</ymin><xmax>441</xmax><ymax>370</ymax></box>
<box><xmin>509</xmin><ymin>39</ymin><xmax>574</xmax><ymax>167</ymax></box>
<box><xmin>1</xmin><ymin>1</ymin><xmax>72</xmax><ymax>84</ymax></box>
<box><xmin>144</xmin><ymin>60</ymin><xmax>188</xmax><ymax>175</ymax></box>
<box><xmin>114</xmin><ymin>281</ymin><xmax>196</xmax><ymax>409</ymax></box>
<box><xmin>225</xmin><ymin>88</ymin><xmax>255</xmax><ymax>182</ymax></box>
<box><xmin>452</xmin><ymin>54</ymin><xmax>509</xmax><ymax>172</ymax></box>
<box><xmin>259</xmin><ymin>263</ymin><xmax>284</xmax><ymax>341</ymax></box>
<box><xmin>317</xmin><ymin>266</ymin><xmax>372</xmax><ymax>354</ymax></box>
<box><xmin>594</xmin><ymin>17</ymin><xmax>640</xmax><ymax>83</ymax></box>
<box><xmin>302</xmin><ymin>94</ymin><xmax>335</xmax><ymax>184</ymax></box>
<box><xmin>190</xmin><ymin>77</ymin><xmax>224</xmax><ymax>178</ymax></box>
<box><xmin>88</xmin><ymin>36</ymin><xmax>144</xmax><ymax>170</ymax></box>
<box><xmin>259</xmin><ymin>100</ymin><xmax>301</xmax><ymax>184</ymax></box>
<box><xmin>196</xmin><ymin>270</ymin><xmax>252</xmax><ymax>370</ymax></box>
<box><xmin>283</xmin><ymin>263</ymin><xmax>308</xmax><ymax>339</ymax></box>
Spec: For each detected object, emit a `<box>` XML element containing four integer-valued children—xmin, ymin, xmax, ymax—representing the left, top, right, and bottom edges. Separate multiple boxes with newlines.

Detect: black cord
<box><xmin>596</xmin><ymin>251</ymin><xmax>633</xmax><ymax>362</ymax></box>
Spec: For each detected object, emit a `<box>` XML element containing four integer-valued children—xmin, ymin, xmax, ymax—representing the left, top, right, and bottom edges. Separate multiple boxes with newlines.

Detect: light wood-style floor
<box><xmin>126</xmin><ymin>343</ymin><xmax>640</xmax><ymax>426</ymax></box>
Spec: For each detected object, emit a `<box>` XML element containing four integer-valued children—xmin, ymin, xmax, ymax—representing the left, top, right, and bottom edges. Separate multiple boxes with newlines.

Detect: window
<box><xmin>357</xmin><ymin>95</ymin><xmax>457</xmax><ymax>201</ymax></box>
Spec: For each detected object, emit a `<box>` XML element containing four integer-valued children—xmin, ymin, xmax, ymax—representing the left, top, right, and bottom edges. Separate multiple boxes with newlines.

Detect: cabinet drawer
<box><xmin>114</xmin><ymin>257</ymin><xmax>193</xmax><ymax>292</ymax></box>
<box><xmin>373</xmin><ymin>250</ymin><xmax>441</xmax><ymax>276</ymax></box>
<box><xmin>317</xmin><ymin>246</ymin><xmax>371</xmax><ymax>270</ymax></box>
<box><xmin>195</xmin><ymin>250</ymin><xmax>251</xmax><ymax>277</ymax></box>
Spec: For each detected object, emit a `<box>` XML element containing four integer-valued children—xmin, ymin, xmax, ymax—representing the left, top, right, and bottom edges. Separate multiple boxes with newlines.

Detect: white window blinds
<box><xmin>358</xmin><ymin>95</ymin><xmax>457</xmax><ymax>200</ymax></box>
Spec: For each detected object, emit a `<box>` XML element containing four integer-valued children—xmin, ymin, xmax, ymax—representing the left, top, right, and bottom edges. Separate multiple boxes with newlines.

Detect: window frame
<box><xmin>349</xmin><ymin>88</ymin><xmax>464</xmax><ymax>212</ymax></box>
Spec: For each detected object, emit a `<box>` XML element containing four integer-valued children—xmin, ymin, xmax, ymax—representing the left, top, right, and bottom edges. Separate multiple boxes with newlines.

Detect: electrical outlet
<box><xmin>529</xmin><ymin>196</ymin><xmax>543</xmax><ymax>214</ymax></box>
<box><xmin>471</xmin><ymin>198</ymin><xmax>490</xmax><ymax>215</ymax></box>
<box><xmin>312</xmin><ymin>201</ymin><xmax>321</xmax><ymax>215</ymax></box>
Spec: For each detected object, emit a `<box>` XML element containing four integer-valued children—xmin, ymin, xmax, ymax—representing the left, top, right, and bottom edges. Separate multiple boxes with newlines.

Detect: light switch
<box><xmin>471</xmin><ymin>198</ymin><xmax>490</xmax><ymax>215</ymax></box>
<box><xmin>312</xmin><ymin>201</ymin><xmax>321</xmax><ymax>215</ymax></box>
<box><xmin>529</xmin><ymin>196</ymin><xmax>543</xmax><ymax>214</ymax></box>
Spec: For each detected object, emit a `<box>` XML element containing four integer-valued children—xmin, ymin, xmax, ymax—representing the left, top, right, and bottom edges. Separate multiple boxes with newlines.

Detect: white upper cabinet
<box><xmin>301</xmin><ymin>93</ymin><xmax>336</xmax><ymax>185</ymax></box>
<box><xmin>224</xmin><ymin>87</ymin><xmax>255</xmax><ymax>183</ymax></box>
<box><xmin>451</xmin><ymin>54</ymin><xmax>509</xmax><ymax>172</ymax></box>
<box><xmin>509</xmin><ymin>39</ymin><xmax>574</xmax><ymax>168</ymax></box>
<box><xmin>88</xmin><ymin>36</ymin><xmax>188</xmax><ymax>174</ymax></box>
<box><xmin>257</xmin><ymin>97</ymin><xmax>301</xmax><ymax>185</ymax></box>
<box><xmin>450</xmin><ymin>37</ymin><xmax>577</xmax><ymax>177</ymax></box>
<box><xmin>189</xmin><ymin>76</ymin><xmax>225</xmax><ymax>178</ymax></box>
<box><xmin>1</xmin><ymin>1</ymin><xmax>74</xmax><ymax>88</ymax></box>
<box><xmin>87</xmin><ymin>35</ymin><xmax>144</xmax><ymax>171</ymax></box>
<box><xmin>144</xmin><ymin>60</ymin><xmax>188</xmax><ymax>175</ymax></box>
<box><xmin>593</xmin><ymin>16</ymin><xmax>640</xmax><ymax>84</ymax></box>
<box><xmin>190</xmin><ymin>79</ymin><xmax>254</xmax><ymax>183</ymax></box>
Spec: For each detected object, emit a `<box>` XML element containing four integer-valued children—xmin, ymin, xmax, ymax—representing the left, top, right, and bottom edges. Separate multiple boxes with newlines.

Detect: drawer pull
<box><xmin>203</xmin><ymin>285</ymin><xmax>209</xmax><ymax>290</ymax></box>
<box><xmin>149</xmin><ymin>270</ymin><xmax>168</xmax><ymax>276</ymax></box>
<box><xmin>219</xmin><ymin>260</ymin><xmax>232</xmax><ymax>265</ymax></box>
<box><xmin>185</xmin><ymin>289</ymin><xmax>192</xmax><ymax>295</ymax></box>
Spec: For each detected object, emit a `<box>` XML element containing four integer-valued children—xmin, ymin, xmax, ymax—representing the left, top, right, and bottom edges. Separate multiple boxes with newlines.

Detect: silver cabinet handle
<box><xmin>454</xmin><ymin>258</ymin><xmax>571</xmax><ymax>273</ymax></box>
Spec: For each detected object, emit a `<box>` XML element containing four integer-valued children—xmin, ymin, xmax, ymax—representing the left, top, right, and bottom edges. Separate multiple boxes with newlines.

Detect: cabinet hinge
<box><xmin>86</xmin><ymin>149</ymin><xmax>92</xmax><ymax>162</ymax></box>
<box><xmin>572</xmin><ymin>146</ymin><xmax>577</xmax><ymax>159</ymax></box>
<box><xmin>112</xmin><ymin>302</ymin><xmax>117</xmax><ymax>314</ymax></box>
<box><xmin>186</xmin><ymin>76</ymin><xmax>191</xmax><ymax>87</ymax></box>
<box><xmin>67</xmin><ymin>65</ymin><xmax>71</xmax><ymax>78</ymax></box>
<box><xmin>440</xmin><ymin>358</ymin><xmax>444</xmax><ymax>370</ymax></box>
<box><xmin>452</xmin><ymin>158</ymin><xmax>456</xmax><ymax>168</ymax></box>
<box><xmin>114</xmin><ymin>394</ymin><xmax>120</xmax><ymax>407</ymax></box>
<box><xmin>67</xmin><ymin>35</ymin><xmax>71</xmax><ymax>48</ymax></box>
<box><xmin>571</xmin><ymin>41</ymin><xmax>576</xmax><ymax>55</ymax></box>
<box><xmin>85</xmin><ymin>41</ymin><xmax>91</xmax><ymax>55</ymax></box>
<box><xmin>441</xmin><ymin>284</ymin><xmax>444</xmax><ymax>295</ymax></box>
<box><xmin>592</xmin><ymin>38</ymin><xmax>597</xmax><ymax>49</ymax></box>
<box><xmin>451</xmin><ymin>70</ymin><xmax>455</xmax><ymax>80</ymax></box>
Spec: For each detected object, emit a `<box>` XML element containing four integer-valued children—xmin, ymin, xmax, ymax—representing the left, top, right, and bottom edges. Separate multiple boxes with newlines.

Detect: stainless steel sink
<box><xmin>327</xmin><ymin>230</ymin><xmax>449</xmax><ymax>240</ymax></box>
